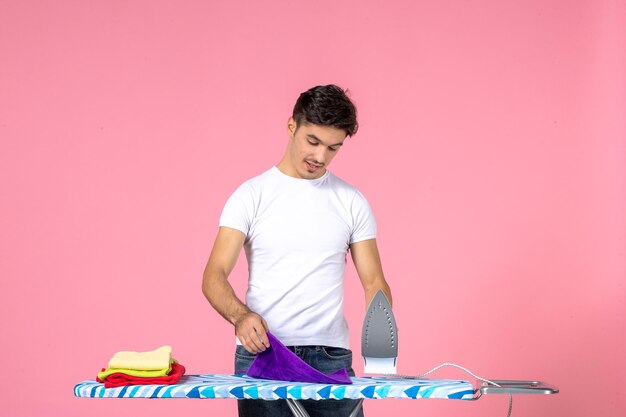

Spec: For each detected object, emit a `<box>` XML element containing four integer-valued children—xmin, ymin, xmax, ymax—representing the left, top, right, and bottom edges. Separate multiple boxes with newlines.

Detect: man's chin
<box><xmin>300</xmin><ymin>169</ymin><xmax>324</xmax><ymax>179</ymax></box>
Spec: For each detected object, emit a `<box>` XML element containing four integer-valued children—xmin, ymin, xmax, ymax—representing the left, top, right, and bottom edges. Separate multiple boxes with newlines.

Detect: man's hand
<box><xmin>234</xmin><ymin>311</ymin><xmax>271</xmax><ymax>354</ymax></box>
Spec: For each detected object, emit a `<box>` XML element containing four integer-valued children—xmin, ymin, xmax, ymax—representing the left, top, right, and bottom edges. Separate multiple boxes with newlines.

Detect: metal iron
<box><xmin>361</xmin><ymin>290</ymin><xmax>398</xmax><ymax>374</ymax></box>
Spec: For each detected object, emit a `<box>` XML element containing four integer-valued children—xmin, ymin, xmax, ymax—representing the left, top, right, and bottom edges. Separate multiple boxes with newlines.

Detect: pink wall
<box><xmin>1</xmin><ymin>0</ymin><xmax>624</xmax><ymax>416</ymax></box>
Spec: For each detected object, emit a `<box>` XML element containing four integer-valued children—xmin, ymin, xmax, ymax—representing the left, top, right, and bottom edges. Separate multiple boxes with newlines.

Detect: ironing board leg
<box><xmin>286</xmin><ymin>399</ymin><xmax>310</xmax><ymax>417</ymax></box>
<box><xmin>285</xmin><ymin>398</ymin><xmax>364</xmax><ymax>417</ymax></box>
<box><xmin>347</xmin><ymin>398</ymin><xmax>365</xmax><ymax>417</ymax></box>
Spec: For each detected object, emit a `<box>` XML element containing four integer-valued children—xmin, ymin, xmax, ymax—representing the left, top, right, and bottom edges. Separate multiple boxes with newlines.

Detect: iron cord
<box><xmin>385</xmin><ymin>362</ymin><xmax>513</xmax><ymax>417</ymax></box>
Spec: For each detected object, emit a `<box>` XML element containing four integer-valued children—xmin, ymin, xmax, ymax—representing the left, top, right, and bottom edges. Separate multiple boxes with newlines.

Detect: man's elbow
<box><xmin>364</xmin><ymin>275</ymin><xmax>390</xmax><ymax>292</ymax></box>
<box><xmin>202</xmin><ymin>267</ymin><xmax>227</xmax><ymax>300</ymax></box>
<box><xmin>201</xmin><ymin>268</ymin><xmax>215</xmax><ymax>299</ymax></box>
<box><xmin>365</xmin><ymin>279</ymin><xmax>392</xmax><ymax>306</ymax></box>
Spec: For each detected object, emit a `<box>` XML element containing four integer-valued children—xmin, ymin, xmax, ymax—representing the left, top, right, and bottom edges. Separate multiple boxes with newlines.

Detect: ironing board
<box><xmin>75</xmin><ymin>373</ymin><xmax>558</xmax><ymax>417</ymax></box>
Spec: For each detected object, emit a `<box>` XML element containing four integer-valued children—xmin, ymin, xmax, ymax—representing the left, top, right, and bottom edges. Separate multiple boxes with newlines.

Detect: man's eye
<box><xmin>329</xmin><ymin>147</ymin><xmax>338</xmax><ymax>152</ymax></box>
<box><xmin>308</xmin><ymin>140</ymin><xmax>318</xmax><ymax>146</ymax></box>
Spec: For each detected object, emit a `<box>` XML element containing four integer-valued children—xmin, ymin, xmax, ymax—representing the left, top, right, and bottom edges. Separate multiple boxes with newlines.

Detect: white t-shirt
<box><xmin>219</xmin><ymin>166</ymin><xmax>377</xmax><ymax>348</ymax></box>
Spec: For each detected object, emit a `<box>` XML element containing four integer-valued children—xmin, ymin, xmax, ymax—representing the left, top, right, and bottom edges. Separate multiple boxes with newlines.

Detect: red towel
<box><xmin>97</xmin><ymin>362</ymin><xmax>186</xmax><ymax>388</ymax></box>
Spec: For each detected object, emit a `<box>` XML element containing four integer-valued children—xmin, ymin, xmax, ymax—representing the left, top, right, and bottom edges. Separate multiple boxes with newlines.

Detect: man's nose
<box><xmin>313</xmin><ymin>148</ymin><xmax>329</xmax><ymax>164</ymax></box>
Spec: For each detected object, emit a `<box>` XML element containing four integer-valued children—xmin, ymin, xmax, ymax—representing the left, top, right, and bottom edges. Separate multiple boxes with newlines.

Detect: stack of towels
<box><xmin>96</xmin><ymin>345</ymin><xmax>185</xmax><ymax>388</ymax></box>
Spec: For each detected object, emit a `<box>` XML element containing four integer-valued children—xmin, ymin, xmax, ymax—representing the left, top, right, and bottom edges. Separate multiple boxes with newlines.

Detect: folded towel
<box><xmin>246</xmin><ymin>332</ymin><xmax>352</xmax><ymax>384</ymax></box>
<box><xmin>108</xmin><ymin>345</ymin><xmax>171</xmax><ymax>371</ymax></box>
<box><xmin>97</xmin><ymin>362</ymin><xmax>185</xmax><ymax>388</ymax></box>
<box><xmin>97</xmin><ymin>358</ymin><xmax>174</xmax><ymax>380</ymax></box>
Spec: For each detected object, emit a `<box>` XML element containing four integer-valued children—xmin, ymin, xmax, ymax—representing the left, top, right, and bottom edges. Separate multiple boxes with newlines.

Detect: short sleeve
<box><xmin>218</xmin><ymin>183</ymin><xmax>255</xmax><ymax>236</ymax></box>
<box><xmin>350</xmin><ymin>190</ymin><xmax>377</xmax><ymax>244</ymax></box>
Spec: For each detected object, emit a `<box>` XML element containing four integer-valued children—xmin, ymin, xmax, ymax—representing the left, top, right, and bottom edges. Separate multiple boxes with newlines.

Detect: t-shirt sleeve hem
<box><xmin>349</xmin><ymin>234</ymin><xmax>377</xmax><ymax>244</ymax></box>
<box><xmin>218</xmin><ymin>223</ymin><xmax>248</xmax><ymax>236</ymax></box>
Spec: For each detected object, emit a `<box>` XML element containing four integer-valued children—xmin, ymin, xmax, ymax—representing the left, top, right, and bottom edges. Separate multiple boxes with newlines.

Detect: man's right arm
<box><xmin>202</xmin><ymin>226</ymin><xmax>270</xmax><ymax>353</ymax></box>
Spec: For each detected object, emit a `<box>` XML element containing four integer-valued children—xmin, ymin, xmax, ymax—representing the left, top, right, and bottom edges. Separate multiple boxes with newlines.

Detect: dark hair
<box><xmin>292</xmin><ymin>85</ymin><xmax>358</xmax><ymax>137</ymax></box>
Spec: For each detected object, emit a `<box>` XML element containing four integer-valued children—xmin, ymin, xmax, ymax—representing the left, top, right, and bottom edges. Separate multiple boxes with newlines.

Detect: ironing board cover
<box><xmin>74</xmin><ymin>374</ymin><xmax>475</xmax><ymax>400</ymax></box>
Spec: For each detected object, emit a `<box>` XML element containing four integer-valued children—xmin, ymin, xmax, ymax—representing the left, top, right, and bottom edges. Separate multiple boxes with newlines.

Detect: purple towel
<box><xmin>246</xmin><ymin>332</ymin><xmax>353</xmax><ymax>384</ymax></box>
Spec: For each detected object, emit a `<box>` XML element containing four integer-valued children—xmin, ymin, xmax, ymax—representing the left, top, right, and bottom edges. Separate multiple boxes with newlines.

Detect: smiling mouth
<box><xmin>305</xmin><ymin>161</ymin><xmax>323</xmax><ymax>170</ymax></box>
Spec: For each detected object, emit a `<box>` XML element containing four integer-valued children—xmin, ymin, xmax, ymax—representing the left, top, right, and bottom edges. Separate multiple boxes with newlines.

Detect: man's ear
<box><xmin>287</xmin><ymin>117</ymin><xmax>297</xmax><ymax>137</ymax></box>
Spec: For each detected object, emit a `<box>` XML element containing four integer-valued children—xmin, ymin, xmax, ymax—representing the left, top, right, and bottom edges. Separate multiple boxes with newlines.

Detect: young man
<box><xmin>202</xmin><ymin>85</ymin><xmax>392</xmax><ymax>417</ymax></box>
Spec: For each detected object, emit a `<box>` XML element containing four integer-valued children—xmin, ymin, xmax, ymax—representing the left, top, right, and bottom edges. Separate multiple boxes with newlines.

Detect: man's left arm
<box><xmin>350</xmin><ymin>238</ymin><xmax>392</xmax><ymax>308</ymax></box>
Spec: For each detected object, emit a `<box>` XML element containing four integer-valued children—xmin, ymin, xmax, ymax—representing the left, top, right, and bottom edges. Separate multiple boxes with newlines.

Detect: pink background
<box><xmin>1</xmin><ymin>0</ymin><xmax>624</xmax><ymax>416</ymax></box>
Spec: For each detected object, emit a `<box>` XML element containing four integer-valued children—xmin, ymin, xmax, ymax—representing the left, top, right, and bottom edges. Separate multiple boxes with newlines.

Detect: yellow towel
<box><xmin>98</xmin><ymin>359</ymin><xmax>175</xmax><ymax>380</ymax></box>
<box><xmin>108</xmin><ymin>345</ymin><xmax>172</xmax><ymax>371</ymax></box>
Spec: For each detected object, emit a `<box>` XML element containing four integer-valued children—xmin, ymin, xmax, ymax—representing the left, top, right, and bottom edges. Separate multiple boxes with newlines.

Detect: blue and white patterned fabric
<box><xmin>74</xmin><ymin>374</ymin><xmax>475</xmax><ymax>400</ymax></box>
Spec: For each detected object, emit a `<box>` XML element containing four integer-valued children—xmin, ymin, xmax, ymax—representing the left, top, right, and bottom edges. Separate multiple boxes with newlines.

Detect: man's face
<box><xmin>284</xmin><ymin>117</ymin><xmax>347</xmax><ymax>179</ymax></box>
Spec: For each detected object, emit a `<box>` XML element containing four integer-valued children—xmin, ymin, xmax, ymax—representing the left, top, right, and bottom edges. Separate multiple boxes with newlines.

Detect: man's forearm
<box><xmin>202</xmin><ymin>269</ymin><xmax>270</xmax><ymax>353</ymax></box>
<box><xmin>202</xmin><ymin>270</ymin><xmax>250</xmax><ymax>326</ymax></box>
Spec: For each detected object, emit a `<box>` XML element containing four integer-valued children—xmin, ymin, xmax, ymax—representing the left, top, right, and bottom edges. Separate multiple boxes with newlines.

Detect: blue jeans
<box><xmin>235</xmin><ymin>345</ymin><xmax>365</xmax><ymax>417</ymax></box>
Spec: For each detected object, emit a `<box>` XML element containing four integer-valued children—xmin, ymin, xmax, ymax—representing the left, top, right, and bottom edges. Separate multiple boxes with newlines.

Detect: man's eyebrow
<box><xmin>306</xmin><ymin>134</ymin><xmax>344</xmax><ymax>147</ymax></box>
